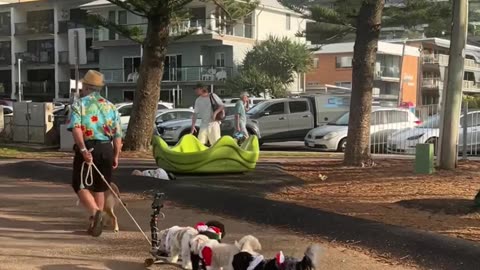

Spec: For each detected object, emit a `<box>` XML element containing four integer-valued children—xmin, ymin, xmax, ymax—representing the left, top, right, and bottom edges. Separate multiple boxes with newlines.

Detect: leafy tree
<box><xmin>91</xmin><ymin>0</ymin><xmax>258</xmax><ymax>151</ymax></box>
<box><xmin>227</xmin><ymin>36</ymin><xmax>312</xmax><ymax>98</ymax></box>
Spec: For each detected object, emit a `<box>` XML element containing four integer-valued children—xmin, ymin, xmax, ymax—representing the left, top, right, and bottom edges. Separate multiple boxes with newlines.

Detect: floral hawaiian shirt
<box><xmin>67</xmin><ymin>92</ymin><xmax>122</xmax><ymax>141</ymax></box>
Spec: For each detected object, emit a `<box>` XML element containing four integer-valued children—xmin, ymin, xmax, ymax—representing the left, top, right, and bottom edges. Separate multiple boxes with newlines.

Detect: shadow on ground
<box><xmin>1</xmin><ymin>161</ymin><xmax>480</xmax><ymax>270</ymax></box>
<box><xmin>397</xmin><ymin>198</ymin><xmax>479</xmax><ymax>215</ymax></box>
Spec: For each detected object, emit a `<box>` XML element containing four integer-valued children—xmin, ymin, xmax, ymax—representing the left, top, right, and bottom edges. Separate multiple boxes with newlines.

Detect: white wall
<box><xmin>255</xmin><ymin>8</ymin><xmax>306</xmax><ymax>41</ymax></box>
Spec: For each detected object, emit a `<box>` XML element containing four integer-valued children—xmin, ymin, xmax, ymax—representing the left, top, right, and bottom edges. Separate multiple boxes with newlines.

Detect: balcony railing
<box><xmin>422</xmin><ymin>78</ymin><xmax>443</xmax><ymax>89</ymax></box>
<box><xmin>463</xmin><ymin>80</ymin><xmax>480</xmax><ymax>92</ymax></box>
<box><xmin>15</xmin><ymin>22</ymin><xmax>54</xmax><ymax>35</ymax></box>
<box><xmin>0</xmin><ymin>24</ymin><xmax>10</xmax><ymax>36</ymax></box>
<box><xmin>102</xmin><ymin>66</ymin><xmax>233</xmax><ymax>83</ymax></box>
<box><xmin>21</xmin><ymin>81</ymin><xmax>55</xmax><ymax>96</ymax></box>
<box><xmin>16</xmin><ymin>52</ymin><xmax>54</xmax><ymax>65</ymax></box>
<box><xmin>93</xmin><ymin>19</ymin><xmax>254</xmax><ymax>42</ymax></box>
<box><xmin>58</xmin><ymin>50</ymin><xmax>99</xmax><ymax>65</ymax></box>
<box><xmin>422</xmin><ymin>54</ymin><xmax>480</xmax><ymax>70</ymax></box>
<box><xmin>58</xmin><ymin>21</ymin><xmax>90</xmax><ymax>34</ymax></box>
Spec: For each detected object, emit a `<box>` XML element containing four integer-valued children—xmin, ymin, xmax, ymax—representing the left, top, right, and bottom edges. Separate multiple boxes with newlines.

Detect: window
<box><xmin>177</xmin><ymin>111</ymin><xmax>193</xmax><ymax>119</ymax></box>
<box><xmin>215</xmin><ymin>52</ymin><xmax>225</xmax><ymax>67</ymax></box>
<box><xmin>371</xmin><ymin>111</ymin><xmax>387</xmax><ymax>125</ymax></box>
<box><xmin>3</xmin><ymin>107</ymin><xmax>12</xmax><ymax>115</ymax></box>
<box><xmin>313</xmin><ymin>58</ymin><xmax>319</xmax><ymax>69</ymax></box>
<box><xmin>123</xmin><ymin>57</ymin><xmax>141</xmax><ymax>82</ymax></box>
<box><xmin>335</xmin><ymin>81</ymin><xmax>352</xmax><ymax>89</ymax></box>
<box><xmin>118</xmin><ymin>105</ymin><xmax>132</xmax><ymax>116</ymax></box>
<box><xmin>286</xmin><ymin>14</ymin><xmax>291</xmax><ymax>30</ymax></box>
<box><xmin>157</xmin><ymin>104</ymin><xmax>168</xmax><ymax>110</ymax></box>
<box><xmin>336</xmin><ymin>56</ymin><xmax>353</xmax><ymax>68</ymax></box>
<box><xmin>266</xmin><ymin>102</ymin><xmax>285</xmax><ymax>115</ymax></box>
<box><xmin>289</xmin><ymin>101</ymin><xmax>308</xmax><ymax>113</ymax></box>
<box><xmin>118</xmin><ymin>10</ymin><xmax>127</xmax><ymax>25</ymax></box>
<box><xmin>386</xmin><ymin>110</ymin><xmax>408</xmax><ymax>123</ymax></box>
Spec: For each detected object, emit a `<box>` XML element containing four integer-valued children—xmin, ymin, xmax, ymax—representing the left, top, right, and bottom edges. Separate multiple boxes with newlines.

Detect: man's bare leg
<box><xmin>93</xmin><ymin>192</ymin><xmax>105</xmax><ymax>211</ymax></box>
<box><xmin>78</xmin><ymin>189</ymin><xmax>99</xmax><ymax>216</ymax></box>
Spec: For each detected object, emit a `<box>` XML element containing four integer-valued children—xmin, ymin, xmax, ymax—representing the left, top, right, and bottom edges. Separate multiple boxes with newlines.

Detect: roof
<box><xmin>403</xmin><ymin>37</ymin><xmax>480</xmax><ymax>62</ymax></box>
<box><xmin>313</xmin><ymin>41</ymin><xmax>421</xmax><ymax>57</ymax></box>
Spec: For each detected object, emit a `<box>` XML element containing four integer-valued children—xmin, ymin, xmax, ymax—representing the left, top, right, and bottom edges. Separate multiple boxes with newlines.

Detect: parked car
<box><xmin>116</xmin><ymin>101</ymin><xmax>174</xmax><ymax>126</ymax></box>
<box><xmin>122</xmin><ymin>108</ymin><xmax>193</xmax><ymax>136</ymax></box>
<box><xmin>304</xmin><ymin>107</ymin><xmax>421</xmax><ymax>152</ymax></box>
<box><xmin>2</xmin><ymin>105</ymin><xmax>13</xmax><ymax>116</ymax></box>
<box><xmin>222</xmin><ymin>97</ymin><xmax>266</xmax><ymax>108</ymax></box>
<box><xmin>157</xmin><ymin>104</ymin><xmax>235</xmax><ymax>144</ymax></box>
<box><xmin>221</xmin><ymin>94</ymin><xmax>352</xmax><ymax>144</ymax></box>
<box><xmin>387</xmin><ymin>111</ymin><xmax>480</xmax><ymax>155</ymax></box>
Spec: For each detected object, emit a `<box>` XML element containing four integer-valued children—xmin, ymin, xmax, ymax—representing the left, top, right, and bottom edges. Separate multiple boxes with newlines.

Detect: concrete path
<box><xmin>0</xmin><ymin>176</ymin><xmax>412</xmax><ymax>270</ymax></box>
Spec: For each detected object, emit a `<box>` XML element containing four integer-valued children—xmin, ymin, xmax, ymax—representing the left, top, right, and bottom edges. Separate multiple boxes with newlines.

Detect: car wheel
<box><xmin>337</xmin><ymin>138</ymin><xmax>347</xmax><ymax>152</ymax></box>
<box><xmin>426</xmin><ymin>137</ymin><xmax>438</xmax><ymax>155</ymax></box>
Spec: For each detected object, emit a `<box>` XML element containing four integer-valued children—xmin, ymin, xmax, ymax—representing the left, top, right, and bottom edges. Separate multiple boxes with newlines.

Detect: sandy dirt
<box><xmin>267</xmin><ymin>159</ymin><xmax>480</xmax><ymax>242</ymax></box>
<box><xmin>0</xmin><ymin>176</ymin><xmax>416</xmax><ymax>270</ymax></box>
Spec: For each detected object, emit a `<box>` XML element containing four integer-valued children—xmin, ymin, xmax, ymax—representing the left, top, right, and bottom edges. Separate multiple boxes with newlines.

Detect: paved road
<box><xmin>0</xmin><ymin>175</ymin><xmax>412</xmax><ymax>270</ymax></box>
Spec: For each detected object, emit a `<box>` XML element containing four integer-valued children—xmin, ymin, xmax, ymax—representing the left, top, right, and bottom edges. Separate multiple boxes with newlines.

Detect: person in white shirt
<box><xmin>191</xmin><ymin>84</ymin><xmax>224</xmax><ymax>146</ymax></box>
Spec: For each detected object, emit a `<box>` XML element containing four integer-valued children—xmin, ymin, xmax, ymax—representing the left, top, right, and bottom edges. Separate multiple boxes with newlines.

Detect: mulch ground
<box><xmin>267</xmin><ymin>159</ymin><xmax>480</xmax><ymax>242</ymax></box>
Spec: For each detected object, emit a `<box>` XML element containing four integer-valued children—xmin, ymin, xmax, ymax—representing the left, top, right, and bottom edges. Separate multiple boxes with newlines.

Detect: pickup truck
<box><xmin>221</xmin><ymin>95</ymin><xmax>351</xmax><ymax>144</ymax></box>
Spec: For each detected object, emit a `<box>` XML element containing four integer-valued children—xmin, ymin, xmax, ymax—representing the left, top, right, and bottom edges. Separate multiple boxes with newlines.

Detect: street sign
<box><xmin>68</xmin><ymin>28</ymin><xmax>87</xmax><ymax>65</ymax></box>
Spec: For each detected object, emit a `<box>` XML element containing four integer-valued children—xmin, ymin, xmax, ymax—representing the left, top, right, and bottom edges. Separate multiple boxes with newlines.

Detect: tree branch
<box><xmin>105</xmin><ymin>0</ymin><xmax>148</xmax><ymax>17</ymax></box>
<box><xmin>88</xmin><ymin>14</ymin><xmax>144</xmax><ymax>44</ymax></box>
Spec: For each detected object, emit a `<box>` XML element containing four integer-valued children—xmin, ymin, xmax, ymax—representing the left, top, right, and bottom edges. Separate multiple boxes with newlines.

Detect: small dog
<box><xmin>190</xmin><ymin>234</ymin><xmax>262</xmax><ymax>270</ymax></box>
<box><xmin>158</xmin><ymin>226</ymin><xmax>199</xmax><ymax>269</ymax></box>
<box><xmin>192</xmin><ymin>221</ymin><xmax>227</xmax><ymax>270</ymax></box>
<box><xmin>103</xmin><ymin>182</ymin><xmax>122</xmax><ymax>232</ymax></box>
<box><xmin>232</xmin><ymin>244</ymin><xmax>322</xmax><ymax>270</ymax></box>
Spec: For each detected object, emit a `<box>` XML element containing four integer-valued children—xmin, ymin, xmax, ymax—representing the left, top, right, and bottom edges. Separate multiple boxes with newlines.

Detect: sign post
<box><xmin>68</xmin><ymin>28</ymin><xmax>87</xmax><ymax>101</ymax></box>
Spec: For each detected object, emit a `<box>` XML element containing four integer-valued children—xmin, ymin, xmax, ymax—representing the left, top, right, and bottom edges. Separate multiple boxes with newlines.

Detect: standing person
<box><xmin>234</xmin><ymin>92</ymin><xmax>250</xmax><ymax>140</ymax></box>
<box><xmin>67</xmin><ymin>70</ymin><xmax>122</xmax><ymax>237</ymax></box>
<box><xmin>191</xmin><ymin>84</ymin><xmax>224</xmax><ymax>146</ymax></box>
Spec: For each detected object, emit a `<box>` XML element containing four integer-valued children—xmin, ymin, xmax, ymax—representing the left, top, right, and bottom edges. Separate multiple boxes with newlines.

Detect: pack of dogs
<box><xmin>101</xmin><ymin>186</ymin><xmax>321</xmax><ymax>270</ymax></box>
<box><xmin>157</xmin><ymin>221</ymin><xmax>322</xmax><ymax>270</ymax></box>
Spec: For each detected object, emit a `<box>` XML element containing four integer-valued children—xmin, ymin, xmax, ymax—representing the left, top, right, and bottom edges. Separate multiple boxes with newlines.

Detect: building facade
<box><xmin>0</xmin><ymin>0</ymin><xmax>306</xmax><ymax>106</ymax></box>
<box><xmin>306</xmin><ymin>41</ymin><xmax>420</xmax><ymax>105</ymax></box>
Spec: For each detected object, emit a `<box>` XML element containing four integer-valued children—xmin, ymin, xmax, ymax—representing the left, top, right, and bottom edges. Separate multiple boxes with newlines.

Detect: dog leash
<box><xmin>80</xmin><ymin>160</ymin><xmax>152</xmax><ymax>245</ymax></box>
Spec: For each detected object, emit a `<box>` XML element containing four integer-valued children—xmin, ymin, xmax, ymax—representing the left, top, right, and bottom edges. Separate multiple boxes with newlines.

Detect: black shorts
<box><xmin>72</xmin><ymin>140</ymin><xmax>113</xmax><ymax>193</ymax></box>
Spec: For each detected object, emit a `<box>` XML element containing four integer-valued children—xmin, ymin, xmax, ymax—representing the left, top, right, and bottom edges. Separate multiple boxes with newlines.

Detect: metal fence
<box><xmin>371</xmin><ymin>103</ymin><xmax>480</xmax><ymax>158</ymax></box>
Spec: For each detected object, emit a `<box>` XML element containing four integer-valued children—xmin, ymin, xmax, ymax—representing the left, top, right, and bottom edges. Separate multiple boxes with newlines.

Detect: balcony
<box><xmin>422</xmin><ymin>78</ymin><xmax>443</xmax><ymax>90</ymax></box>
<box><xmin>463</xmin><ymin>80</ymin><xmax>480</xmax><ymax>92</ymax></box>
<box><xmin>15</xmin><ymin>22</ymin><xmax>54</xmax><ymax>36</ymax></box>
<box><xmin>422</xmin><ymin>54</ymin><xmax>480</xmax><ymax>70</ymax></box>
<box><xmin>93</xmin><ymin>19</ymin><xmax>254</xmax><ymax>42</ymax></box>
<box><xmin>16</xmin><ymin>52</ymin><xmax>54</xmax><ymax>65</ymax></box>
<box><xmin>21</xmin><ymin>81</ymin><xmax>55</xmax><ymax>98</ymax></box>
<box><xmin>58</xmin><ymin>50</ymin><xmax>99</xmax><ymax>65</ymax></box>
<box><xmin>0</xmin><ymin>24</ymin><xmax>10</xmax><ymax>36</ymax></box>
<box><xmin>102</xmin><ymin>66</ymin><xmax>233</xmax><ymax>84</ymax></box>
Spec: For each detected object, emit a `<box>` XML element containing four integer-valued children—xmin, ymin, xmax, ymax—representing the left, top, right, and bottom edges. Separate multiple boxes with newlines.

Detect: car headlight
<box><xmin>323</xmin><ymin>132</ymin><xmax>338</xmax><ymax>140</ymax></box>
<box><xmin>407</xmin><ymin>134</ymin><xmax>424</xmax><ymax>140</ymax></box>
<box><xmin>164</xmin><ymin>126</ymin><xmax>181</xmax><ymax>131</ymax></box>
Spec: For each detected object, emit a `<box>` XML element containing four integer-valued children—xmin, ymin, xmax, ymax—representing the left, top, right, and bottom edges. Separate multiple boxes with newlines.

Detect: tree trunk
<box><xmin>123</xmin><ymin>15</ymin><xmax>169</xmax><ymax>151</ymax></box>
<box><xmin>343</xmin><ymin>0</ymin><xmax>384</xmax><ymax>166</ymax></box>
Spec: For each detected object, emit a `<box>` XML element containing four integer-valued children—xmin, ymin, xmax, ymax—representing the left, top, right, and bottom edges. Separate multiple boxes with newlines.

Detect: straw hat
<box><xmin>81</xmin><ymin>70</ymin><xmax>105</xmax><ymax>87</ymax></box>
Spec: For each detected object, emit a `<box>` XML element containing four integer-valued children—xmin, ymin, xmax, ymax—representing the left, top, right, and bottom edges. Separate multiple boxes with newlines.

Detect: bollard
<box><xmin>415</xmin><ymin>143</ymin><xmax>434</xmax><ymax>174</ymax></box>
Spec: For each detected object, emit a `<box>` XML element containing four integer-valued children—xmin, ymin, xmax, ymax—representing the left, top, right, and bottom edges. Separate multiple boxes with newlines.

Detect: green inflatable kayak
<box><xmin>152</xmin><ymin>134</ymin><xmax>260</xmax><ymax>173</ymax></box>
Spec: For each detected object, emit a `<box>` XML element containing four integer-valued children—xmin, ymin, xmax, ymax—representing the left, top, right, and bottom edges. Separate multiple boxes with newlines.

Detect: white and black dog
<box><xmin>190</xmin><ymin>234</ymin><xmax>262</xmax><ymax>270</ymax></box>
<box><xmin>232</xmin><ymin>244</ymin><xmax>322</xmax><ymax>270</ymax></box>
<box><xmin>191</xmin><ymin>221</ymin><xmax>227</xmax><ymax>270</ymax></box>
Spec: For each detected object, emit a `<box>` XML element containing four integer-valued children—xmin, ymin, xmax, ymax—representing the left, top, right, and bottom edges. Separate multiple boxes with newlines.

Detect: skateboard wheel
<box><xmin>145</xmin><ymin>258</ymin><xmax>154</xmax><ymax>267</ymax></box>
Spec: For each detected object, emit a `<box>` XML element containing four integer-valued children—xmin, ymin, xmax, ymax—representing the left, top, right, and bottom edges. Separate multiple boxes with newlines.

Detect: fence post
<box><xmin>462</xmin><ymin>99</ymin><xmax>468</xmax><ymax>160</ymax></box>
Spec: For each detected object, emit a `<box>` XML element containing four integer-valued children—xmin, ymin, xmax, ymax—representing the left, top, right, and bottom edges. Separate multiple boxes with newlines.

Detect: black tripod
<box><xmin>144</xmin><ymin>192</ymin><xmax>170</xmax><ymax>267</ymax></box>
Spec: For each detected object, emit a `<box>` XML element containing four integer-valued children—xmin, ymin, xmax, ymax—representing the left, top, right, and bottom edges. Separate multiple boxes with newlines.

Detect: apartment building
<box><xmin>306</xmin><ymin>41</ymin><xmax>421</xmax><ymax>105</ymax></box>
<box><xmin>0</xmin><ymin>0</ymin><xmax>305</xmax><ymax>105</ymax></box>
<box><xmin>82</xmin><ymin>0</ymin><xmax>306</xmax><ymax>106</ymax></box>
<box><xmin>402</xmin><ymin>38</ymin><xmax>480</xmax><ymax>106</ymax></box>
<box><xmin>0</xmin><ymin>0</ymin><xmax>96</xmax><ymax>101</ymax></box>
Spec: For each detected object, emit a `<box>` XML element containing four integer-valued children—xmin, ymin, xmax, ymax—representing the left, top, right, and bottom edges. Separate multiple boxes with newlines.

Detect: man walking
<box><xmin>191</xmin><ymin>84</ymin><xmax>224</xmax><ymax>146</ymax></box>
<box><xmin>67</xmin><ymin>70</ymin><xmax>122</xmax><ymax>237</ymax></box>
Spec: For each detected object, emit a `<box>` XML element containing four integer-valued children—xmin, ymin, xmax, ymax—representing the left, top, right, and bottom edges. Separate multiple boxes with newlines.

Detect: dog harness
<box><xmin>199</xmin><ymin>245</ymin><xmax>213</xmax><ymax>267</ymax></box>
<box><xmin>247</xmin><ymin>255</ymin><xmax>265</xmax><ymax>270</ymax></box>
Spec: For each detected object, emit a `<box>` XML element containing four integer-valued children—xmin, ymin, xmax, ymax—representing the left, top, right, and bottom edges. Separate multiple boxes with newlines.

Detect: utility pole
<box><xmin>438</xmin><ymin>0</ymin><xmax>468</xmax><ymax>169</ymax></box>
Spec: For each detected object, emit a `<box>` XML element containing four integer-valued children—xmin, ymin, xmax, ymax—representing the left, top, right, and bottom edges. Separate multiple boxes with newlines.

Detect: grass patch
<box><xmin>0</xmin><ymin>146</ymin><xmax>71</xmax><ymax>159</ymax></box>
<box><xmin>259</xmin><ymin>151</ymin><xmax>341</xmax><ymax>158</ymax></box>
